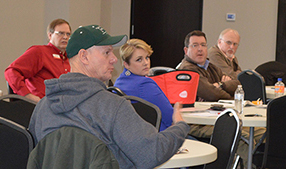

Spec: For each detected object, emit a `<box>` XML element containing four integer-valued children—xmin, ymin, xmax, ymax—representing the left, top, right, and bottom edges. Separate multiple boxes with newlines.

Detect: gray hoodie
<box><xmin>29</xmin><ymin>73</ymin><xmax>190</xmax><ymax>169</ymax></box>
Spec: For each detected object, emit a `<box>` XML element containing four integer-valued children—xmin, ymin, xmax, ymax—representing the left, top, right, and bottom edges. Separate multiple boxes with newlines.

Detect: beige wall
<box><xmin>101</xmin><ymin>0</ymin><xmax>131</xmax><ymax>83</ymax></box>
<box><xmin>0</xmin><ymin>0</ymin><xmax>278</xmax><ymax>95</ymax></box>
<box><xmin>1</xmin><ymin>1</ymin><xmax>45</xmax><ymax>95</ymax></box>
<box><xmin>1</xmin><ymin>0</ymin><xmax>130</xmax><ymax>95</ymax></box>
<box><xmin>202</xmin><ymin>0</ymin><xmax>278</xmax><ymax>71</ymax></box>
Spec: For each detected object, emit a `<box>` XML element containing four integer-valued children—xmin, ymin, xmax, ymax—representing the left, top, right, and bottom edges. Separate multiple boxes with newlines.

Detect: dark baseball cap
<box><xmin>66</xmin><ymin>25</ymin><xmax>128</xmax><ymax>58</ymax></box>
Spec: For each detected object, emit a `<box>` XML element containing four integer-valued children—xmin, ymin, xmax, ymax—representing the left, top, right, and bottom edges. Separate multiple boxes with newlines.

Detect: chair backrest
<box><xmin>255</xmin><ymin>61</ymin><xmax>286</xmax><ymax>85</ymax></box>
<box><xmin>204</xmin><ymin>108</ymin><xmax>242</xmax><ymax>169</ymax></box>
<box><xmin>149</xmin><ymin>70</ymin><xmax>199</xmax><ymax>107</ymax></box>
<box><xmin>7</xmin><ymin>82</ymin><xmax>14</xmax><ymax>95</ymax></box>
<box><xmin>148</xmin><ymin>66</ymin><xmax>176</xmax><ymax>76</ymax></box>
<box><xmin>107</xmin><ymin>87</ymin><xmax>162</xmax><ymax>131</ymax></box>
<box><xmin>237</xmin><ymin>70</ymin><xmax>267</xmax><ymax>103</ymax></box>
<box><xmin>27</xmin><ymin>126</ymin><xmax>119</xmax><ymax>169</ymax></box>
<box><xmin>6</xmin><ymin>82</ymin><xmax>19</xmax><ymax>101</ymax></box>
<box><xmin>107</xmin><ymin>86</ymin><xmax>126</xmax><ymax>96</ymax></box>
<box><xmin>261</xmin><ymin>95</ymin><xmax>286</xmax><ymax>168</ymax></box>
<box><xmin>123</xmin><ymin>95</ymin><xmax>162</xmax><ymax>131</ymax></box>
<box><xmin>0</xmin><ymin>117</ymin><xmax>34</xmax><ymax>169</ymax></box>
<box><xmin>0</xmin><ymin>94</ymin><xmax>36</xmax><ymax>128</ymax></box>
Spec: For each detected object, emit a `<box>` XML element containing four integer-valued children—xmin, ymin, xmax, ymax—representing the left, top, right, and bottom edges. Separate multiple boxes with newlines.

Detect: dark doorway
<box><xmin>276</xmin><ymin>0</ymin><xmax>286</xmax><ymax>64</ymax></box>
<box><xmin>130</xmin><ymin>0</ymin><xmax>203</xmax><ymax>68</ymax></box>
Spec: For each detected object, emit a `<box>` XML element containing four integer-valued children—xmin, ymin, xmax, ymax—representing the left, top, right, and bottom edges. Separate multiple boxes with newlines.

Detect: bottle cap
<box><xmin>238</xmin><ymin>85</ymin><xmax>242</xmax><ymax>88</ymax></box>
<box><xmin>278</xmin><ymin>78</ymin><xmax>282</xmax><ymax>81</ymax></box>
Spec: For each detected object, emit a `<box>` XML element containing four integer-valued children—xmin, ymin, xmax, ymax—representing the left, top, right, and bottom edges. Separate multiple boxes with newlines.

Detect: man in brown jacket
<box><xmin>208</xmin><ymin>28</ymin><xmax>242</xmax><ymax>80</ymax></box>
<box><xmin>177</xmin><ymin>30</ymin><xmax>240</xmax><ymax>101</ymax></box>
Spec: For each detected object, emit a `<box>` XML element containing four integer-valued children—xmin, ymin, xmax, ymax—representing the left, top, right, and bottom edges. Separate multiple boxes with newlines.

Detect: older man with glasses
<box><xmin>5</xmin><ymin>18</ymin><xmax>71</xmax><ymax>102</ymax></box>
<box><xmin>208</xmin><ymin>28</ymin><xmax>242</xmax><ymax>80</ymax></box>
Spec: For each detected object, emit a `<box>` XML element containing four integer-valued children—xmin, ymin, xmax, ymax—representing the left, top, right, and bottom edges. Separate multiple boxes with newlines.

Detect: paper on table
<box><xmin>218</xmin><ymin>100</ymin><xmax>235</xmax><ymax>105</ymax></box>
<box><xmin>218</xmin><ymin>100</ymin><xmax>253</xmax><ymax>106</ymax></box>
<box><xmin>198</xmin><ymin>102</ymin><xmax>234</xmax><ymax>108</ymax></box>
<box><xmin>218</xmin><ymin>100</ymin><xmax>267</xmax><ymax>108</ymax></box>
<box><xmin>180</xmin><ymin>107</ymin><xmax>208</xmax><ymax>113</ymax></box>
<box><xmin>181</xmin><ymin>107</ymin><xmax>221</xmax><ymax>116</ymax></box>
<box><xmin>183</xmin><ymin>112</ymin><xmax>218</xmax><ymax>117</ymax></box>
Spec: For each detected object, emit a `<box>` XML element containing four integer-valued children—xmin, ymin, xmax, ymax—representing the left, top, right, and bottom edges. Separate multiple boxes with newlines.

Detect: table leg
<box><xmin>247</xmin><ymin>127</ymin><xmax>254</xmax><ymax>169</ymax></box>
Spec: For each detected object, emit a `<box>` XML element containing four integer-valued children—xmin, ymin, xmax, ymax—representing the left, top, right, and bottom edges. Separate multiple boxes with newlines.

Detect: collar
<box><xmin>185</xmin><ymin>55</ymin><xmax>209</xmax><ymax>70</ymax></box>
<box><xmin>48</xmin><ymin>42</ymin><xmax>67</xmax><ymax>59</ymax></box>
<box><xmin>123</xmin><ymin>68</ymin><xmax>132</xmax><ymax>76</ymax></box>
<box><xmin>198</xmin><ymin>59</ymin><xmax>209</xmax><ymax>70</ymax></box>
<box><xmin>123</xmin><ymin>68</ymin><xmax>147</xmax><ymax>77</ymax></box>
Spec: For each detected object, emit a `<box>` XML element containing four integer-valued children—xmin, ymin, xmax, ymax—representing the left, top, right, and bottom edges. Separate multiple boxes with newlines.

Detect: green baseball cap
<box><xmin>66</xmin><ymin>25</ymin><xmax>128</xmax><ymax>58</ymax></box>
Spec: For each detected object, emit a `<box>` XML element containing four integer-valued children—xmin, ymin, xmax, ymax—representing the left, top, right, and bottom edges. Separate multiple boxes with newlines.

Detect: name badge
<box><xmin>53</xmin><ymin>54</ymin><xmax>61</xmax><ymax>59</ymax></box>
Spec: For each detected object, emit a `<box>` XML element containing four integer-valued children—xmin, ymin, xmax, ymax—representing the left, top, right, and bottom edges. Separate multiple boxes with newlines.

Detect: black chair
<box><xmin>27</xmin><ymin>126</ymin><xmax>119</xmax><ymax>169</ymax></box>
<box><xmin>107</xmin><ymin>86</ymin><xmax>126</xmax><ymax>96</ymax></box>
<box><xmin>7</xmin><ymin>82</ymin><xmax>14</xmax><ymax>95</ymax></box>
<box><xmin>237</xmin><ymin>70</ymin><xmax>267</xmax><ymax>104</ymax></box>
<box><xmin>0</xmin><ymin>117</ymin><xmax>34</xmax><ymax>169</ymax></box>
<box><xmin>0</xmin><ymin>94</ymin><xmax>36</xmax><ymax>128</ymax></box>
<box><xmin>204</xmin><ymin>108</ymin><xmax>242</xmax><ymax>169</ymax></box>
<box><xmin>259</xmin><ymin>95</ymin><xmax>286</xmax><ymax>168</ymax></box>
<box><xmin>255</xmin><ymin>61</ymin><xmax>286</xmax><ymax>85</ymax></box>
<box><xmin>6</xmin><ymin>82</ymin><xmax>20</xmax><ymax>102</ymax></box>
<box><xmin>107</xmin><ymin>87</ymin><xmax>162</xmax><ymax>130</ymax></box>
<box><xmin>123</xmin><ymin>95</ymin><xmax>162</xmax><ymax>131</ymax></box>
<box><xmin>148</xmin><ymin>66</ymin><xmax>175</xmax><ymax>76</ymax></box>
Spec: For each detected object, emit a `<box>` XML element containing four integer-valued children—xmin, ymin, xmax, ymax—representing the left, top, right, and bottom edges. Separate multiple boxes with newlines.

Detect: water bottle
<box><xmin>234</xmin><ymin>85</ymin><xmax>244</xmax><ymax>114</ymax></box>
<box><xmin>275</xmin><ymin>78</ymin><xmax>285</xmax><ymax>97</ymax></box>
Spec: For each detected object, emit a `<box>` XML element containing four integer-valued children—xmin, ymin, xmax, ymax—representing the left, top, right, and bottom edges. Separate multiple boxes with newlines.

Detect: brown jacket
<box><xmin>208</xmin><ymin>45</ymin><xmax>242</xmax><ymax>80</ymax></box>
<box><xmin>178</xmin><ymin>56</ymin><xmax>240</xmax><ymax>101</ymax></box>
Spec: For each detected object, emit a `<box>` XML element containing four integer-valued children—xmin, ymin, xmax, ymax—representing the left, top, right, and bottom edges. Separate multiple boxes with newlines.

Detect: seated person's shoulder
<box><xmin>27</xmin><ymin>44</ymin><xmax>49</xmax><ymax>51</ymax></box>
<box><xmin>178</xmin><ymin>60</ymin><xmax>197</xmax><ymax>71</ymax></box>
<box><xmin>207</xmin><ymin>45</ymin><xmax>216</xmax><ymax>53</ymax></box>
<box><xmin>208</xmin><ymin>46</ymin><xmax>222</xmax><ymax>59</ymax></box>
<box><xmin>145</xmin><ymin>76</ymin><xmax>157</xmax><ymax>83</ymax></box>
<box><xmin>138</xmin><ymin>77</ymin><xmax>160</xmax><ymax>90</ymax></box>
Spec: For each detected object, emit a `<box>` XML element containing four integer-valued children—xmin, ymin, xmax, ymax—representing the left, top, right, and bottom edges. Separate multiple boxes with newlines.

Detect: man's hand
<box><xmin>213</xmin><ymin>82</ymin><xmax>220</xmax><ymax>88</ymax></box>
<box><xmin>172</xmin><ymin>102</ymin><xmax>185</xmax><ymax>123</ymax></box>
<box><xmin>25</xmin><ymin>93</ymin><xmax>41</xmax><ymax>103</ymax></box>
<box><xmin>197</xmin><ymin>97</ymin><xmax>205</xmax><ymax>102</ymax></box>
<box><xmin>221</xmin><ymin>75</ymin><xmax>231</xmax><ymax>82</ymax></box>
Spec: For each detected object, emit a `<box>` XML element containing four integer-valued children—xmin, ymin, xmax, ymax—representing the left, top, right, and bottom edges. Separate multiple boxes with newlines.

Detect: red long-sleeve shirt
<box><xmin>5</xmin><ymin>43</ymin><xmax>70</xmax><ymax>98</ymax></box>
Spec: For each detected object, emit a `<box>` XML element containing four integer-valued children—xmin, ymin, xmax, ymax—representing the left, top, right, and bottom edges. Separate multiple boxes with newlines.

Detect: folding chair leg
<box><xmin>232</xmin><ymin>154</ymin><xmax>244</xmax><ymax>169</ymax></box>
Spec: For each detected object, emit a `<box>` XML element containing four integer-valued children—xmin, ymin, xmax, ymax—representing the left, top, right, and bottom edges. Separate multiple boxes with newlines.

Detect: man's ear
<box><xmin>78</xmin><ymin>49</ymin><xmax>89</xmax><ymax>65</ymax></box>
<box><xmin>183</xmin><ymin>47</ymin><xmax>188</xmax><ymax>55</ymax></box>
<box><xmin>218</xmin><ymin>38</ymin><xmax>222</xmax><ymax>45</ymax></box>
<box><xmin>48</xmin><ymin>32</ymin><xmax>52</xmax><ymax>41</ymax></box>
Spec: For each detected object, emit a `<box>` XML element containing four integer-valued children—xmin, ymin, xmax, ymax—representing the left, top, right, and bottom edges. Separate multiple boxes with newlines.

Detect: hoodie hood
<box><xmin>44</xmin><ymin>73</ymin><xmax>106</xmax><ymax>114</ymax></box>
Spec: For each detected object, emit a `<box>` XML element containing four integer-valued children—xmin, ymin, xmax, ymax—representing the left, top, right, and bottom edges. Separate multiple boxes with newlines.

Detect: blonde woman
<box><xmin>114</xmin><ymin>39</ymin><xmax>173</xmax><ymax>131</ymax></box>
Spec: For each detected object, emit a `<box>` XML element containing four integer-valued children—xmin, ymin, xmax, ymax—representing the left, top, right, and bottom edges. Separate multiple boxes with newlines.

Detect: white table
<box><xmin>155</xmin><ymin>139</ymin><xmax>217</xmax><ymax>168</ymax></box>
<box><xmin>181</xmin><ymin>102</ymin><xmax>266</xmax><ymax>169</ymax></box>
<box><xmin>266</xmin><ymin>86</ymin><xmax>286</xmax><ymax>99</ymax></box>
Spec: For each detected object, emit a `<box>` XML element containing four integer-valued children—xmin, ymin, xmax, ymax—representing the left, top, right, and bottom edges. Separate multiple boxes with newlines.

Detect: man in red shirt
<box><xmin>5</xmin><ymin>19</ymin><xmax>71</xmax><ymax>103</ymax></box>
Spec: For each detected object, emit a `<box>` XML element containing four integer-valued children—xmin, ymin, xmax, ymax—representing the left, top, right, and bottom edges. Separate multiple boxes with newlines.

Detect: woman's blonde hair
<box><xmin>119</xmin><ymin>39</ymin><xmax>153</xmax><ymax>64</ymax></box>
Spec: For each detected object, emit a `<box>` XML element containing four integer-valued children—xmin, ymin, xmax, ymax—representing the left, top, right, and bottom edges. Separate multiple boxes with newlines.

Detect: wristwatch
<box><xmin>218</xmin><ymin>82</ymin><xmax>223</xmax><ymax>89</ymax></box>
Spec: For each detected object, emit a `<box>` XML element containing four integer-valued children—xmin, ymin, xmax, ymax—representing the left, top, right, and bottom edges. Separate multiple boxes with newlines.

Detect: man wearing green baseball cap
<box><xmin>29</xmin><ymin>25</ymin><xmax>190</xmax><ymax>168</ymax></box>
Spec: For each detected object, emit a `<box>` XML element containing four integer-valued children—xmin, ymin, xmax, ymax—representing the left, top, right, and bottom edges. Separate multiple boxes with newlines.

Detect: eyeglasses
<box><xmin>54</xmin><ymin>31</ymin><xmax>71</xmax><ymax>37</ymax></box>
<box><xmin>189</xmin><ymin>43</ymin><xmax>207</xmax><ymax>49</ymax></box>
<box><xmin>221</xmin><ymin>39</ymin><xmax>239</xmax><ymax>47</ymax></box>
